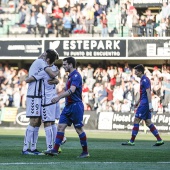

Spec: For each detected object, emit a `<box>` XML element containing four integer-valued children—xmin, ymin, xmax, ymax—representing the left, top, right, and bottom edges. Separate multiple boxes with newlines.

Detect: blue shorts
<box><xmin>59</xmin><ymin>102</ymin><xmax>84</xmax><ymax>128</ymax></box>
<box><xmin>135</xmin><ymin>104</ymin><xmax>151</xmax><ymax>120</ymax></box>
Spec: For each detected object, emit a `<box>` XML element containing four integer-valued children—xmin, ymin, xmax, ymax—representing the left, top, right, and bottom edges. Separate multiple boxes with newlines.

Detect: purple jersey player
<box><xmin>45</xmin><ymin>57</ymin><xmax>89</xmax><ymax>158</ymax></box>
<box><xmin>122</xmin><ymin>64</ymin><xmax>164</xmax><ymax>146</ymax></box>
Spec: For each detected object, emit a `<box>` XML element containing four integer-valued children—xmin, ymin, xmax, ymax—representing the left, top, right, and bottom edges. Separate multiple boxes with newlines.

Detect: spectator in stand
<box><xmin>121</xmin><ymin>99</ymin><xmax>131</xmax><ymax>113</ymax></box>
<box><xmin>145</xmin><ymin>9</ymin><xmax>154</xmax><ymax>37</ymax></box>
<box><xmin>26</xmin><ymin>11</ymin><xmax>37</xmax><ymax>34</ymax></box>
<box><xmin>165</xmin><ymin>17</ymin><xmax>170</xmax><ymax>36</ymax></box>
<box><xmin>20</xmin><ymin>81</ymin><xmax>27</xmax><ymax>108</ymax></box>
<box><xmin>131</xmin><ymin>8</ymin><xmax>139</xmax><ymax>37</ymax></box>
<box><xmin>82</xmin><ymin>82</ymin><xmax>89</xmax><ymax>104</ymax></box>
<box><xmin>107</xmin><ymin>65</ymin><xmax>117</xmax><ymax>79</ymax></box>
<box><xmin>161</xmin><ymin>2</ymin><xmax>169</xmax><ymax>20</ymax></box>
<box><xmin>37</xmin><ymin>7</ymin><xmax>47</xmax><ymax>37</ymax></box>
<box><xmin>51</xmin><ymin>4</ymin><xmax>63</xmax><ymax>36</ymax></box>
<box><xmin>58</xmin><ymin>0</ymin><xmax>69</xmax><ymax>13</ymax></box>
<box><xmin>100</xmin><ymin>12</ymin><xmax>108</xmax><ymax>37</ymax></box>
<box><xmin>97</xmin><ymin>83</ymin><xmax>108</xmax><ymax>112</ymax></box>
<box><xmin>162</xmin><ymin>64</ymin><xmax>168</xmax><ymax>75</ymax></box>
<box><xmin>85</xmin><ymin>6</ymin><xmax>94</xmax><ymax>34</ymax></box>
<box><xmin>131</xmin><ymin>78</ymin><xmax>140</xmax><ymax>106</ymax></box>
<box><xmin>0</xmin><ymin>70</ymin><xmax>6</xmax><ymax>88</ymax></box>
<box><xmin>115</xmin><ymin>67</ymin><xmax>123</xmax><ymax>86</ymax></box>
<box><xmin>63</xmin><ymin>12</ymin><xmax>72</xmax><ymax>37</ymax></box>
<box><xmin>0</xmin><ymin>90</ymin><xmax>10</xmax><ymax>107</ymax></box>
<box><xmin>138</xmin><ymin>15</ymin><xmax>146</xmax><ymax>36</ymax></box>
<box><xmin>94</xmin><ymin>3</ymin><xmax>103</xmax><ymax>26</ymax></box>
<box><xmin>88</xmin><ymin>90</ymin><xmax>95</xmax><ymax>110</ymax></box>
<box><xmin>123</xmin><ymin>81</ymin><xmax>134</xmax><ymax>107</ymax></box>
<box><xmin>101</xmin><ymin>69</ymin><xmax>109</xmax><ymax>83</ymax></box>
<box><xmin>113</xmin><ymin>99</ymin><xmax>121</xmax><ymax>112</ymax></box>
<box><xmin>156</xmin><ymin>18</ymin><xmax>167</xmax><ymax>37</ymax></box>
<box><xmin>120</xmin><ymin>3</ymin><xmax>127</xmax><ymax>26</ymax></box>
<box><xmin>105</xmin><ymin>82</ymin><xmax>113</xmax><ymax>104</ymax></box>
<box><xmin>17</xmin><ymin>68</ymin><xmax>28</xmax><ymax>84</ymax></box>
<box><xmin>94</xmin><ymin>67</ymin><xmax>103</xmax><ymax>83</ymax></box>
<box><xmin>5</xmin><ymin>84</ymin><xmax>13</xmax><ymax>107</ymax></box>
<box><xmin>86</xmin><ymin>64</ymin><xmax>96</xmax><ymax>91</ymax></box>
<box><xmin>93</xmin><ymin>82</ymin><xmax>101</xmax><ymax>109</ymax></box>
<box><xmin>152</xmin><ymin>76</ymin><xmax>162</xmax><ymax>98</ymax></box>
<box><xmin>162</xmin><ymin>75</ymin><xmax>170</xmax><ymax>112</ymax></box>
<box><xmin>152</xmin><ymin>66</ymin><xmax>162</xmax><ymax>77</ymax></box>
<box><xmin>99</xmin><ymin>0</ymin><xmax>108</xmax><ymax>12</ymax></box>
<box><xmin>113</xmin><ymin>85</ymin><xmax>124</xmax><ymax>103</ymax></box>
<box><xmin>13</xmin><ymin>84</ymin><xmax>21</xmax><ymax>108</ymax></box>
<box><xmin>126</xmin><ymin>9</ymin><xmax>133</xmax><ymax>36</ymax></box>
<box><xmin>152</xmin><ymin>91</ymin><xmax>161</xmax><ymax>113</ymax></box>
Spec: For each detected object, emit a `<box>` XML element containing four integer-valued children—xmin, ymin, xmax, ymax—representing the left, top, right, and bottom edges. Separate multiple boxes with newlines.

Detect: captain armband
<box><xmin>67</xmin><ymin>89</ymin><xmax>73</xmax><ymax>95</ymax></box>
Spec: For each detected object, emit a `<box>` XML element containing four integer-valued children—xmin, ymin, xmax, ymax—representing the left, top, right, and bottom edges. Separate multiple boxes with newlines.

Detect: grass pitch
<box><xmin>0</xmin><ymin>128</ymin><xmax>170</xmax><ymax>170</ymax></box>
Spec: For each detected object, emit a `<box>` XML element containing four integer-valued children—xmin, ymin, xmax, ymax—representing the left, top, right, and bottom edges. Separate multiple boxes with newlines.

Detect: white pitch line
<box><xmin>0</xmin><ymin>162</ymin><xmax>170</xmax><ymax>165</ymax></box>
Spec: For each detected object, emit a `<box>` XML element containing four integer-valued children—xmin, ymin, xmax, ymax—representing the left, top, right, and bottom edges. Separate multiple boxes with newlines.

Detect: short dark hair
<box><xmin>134</xmin><ymin>64</ymin><xmax>144</xmax><ymax>74</ymax></box>
<box><xmin>63</xmin><ymin>57</ymin><xmax>76</xmax><ymax>68</ymax></box>
<box><xmin>46</xmin><ymin>49</ymin><xmax>59</xmax><ymax>64</ymax></box>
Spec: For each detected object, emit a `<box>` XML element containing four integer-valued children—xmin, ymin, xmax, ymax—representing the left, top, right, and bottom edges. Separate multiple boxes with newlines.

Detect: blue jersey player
<box><xmin>45</xmin><ymin>57</ymin><xmax>89</xmax><ymax>158</ymax></box>
<box><xmin>122</xmin><ymin>64</ymin><xmax>164</xmax><ymax>146</ymax></box>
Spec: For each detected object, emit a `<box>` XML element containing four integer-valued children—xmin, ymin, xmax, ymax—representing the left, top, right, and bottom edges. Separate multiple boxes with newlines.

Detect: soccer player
<box><xmin>22</xmin><ymin>49</ymin><xmax>59</xmax><ymax>155</ymax></box>
<box><xmin>122</xmin><ymin>64</ymin><xmax>164</xmax><ymax>146</ymax></box>
<box><xmin>26</xmin><ymin>61</ymin><xmax>66</xmax><ymax>152</ymax></box>
<box><xmin>45</xmin><ymin>57</ymin><xmax>90</xmax><ymax>158</ymax></box>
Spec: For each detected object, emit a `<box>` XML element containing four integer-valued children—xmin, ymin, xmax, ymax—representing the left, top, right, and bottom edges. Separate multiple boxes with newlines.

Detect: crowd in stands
<box><xmin>0</xmin><ymin>0</ymin><xmax>170</xmax><ymax>37</ymax></box>
<box><xmin>1</xmin><ymin>62</ymin><xmax>170</xmax><ymax>114</ymax></box>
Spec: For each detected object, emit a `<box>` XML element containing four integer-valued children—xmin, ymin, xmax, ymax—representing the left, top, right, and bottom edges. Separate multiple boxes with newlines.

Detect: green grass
<box><xmin>0</xmin><ymin>128</ymin><xmax>170</xmax><ymax>170</ymax></box>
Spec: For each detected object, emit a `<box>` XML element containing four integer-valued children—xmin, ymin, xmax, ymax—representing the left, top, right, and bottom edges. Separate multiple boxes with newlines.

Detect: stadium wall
<box><xmin>0</xmin><ymin>108</ymin><xmax>170</xmax><ymax>132</ymax></box>
<box><xmin>0</xmin><ymin>37</ymin><xmax>169</xmax><ymax>67</ymax></box>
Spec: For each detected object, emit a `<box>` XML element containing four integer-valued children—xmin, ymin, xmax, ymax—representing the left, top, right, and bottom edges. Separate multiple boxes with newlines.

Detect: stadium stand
<box><xmin>0</xmin><ymin>0</ymin><xmax>168</xmax><ymax>38</ymax></box>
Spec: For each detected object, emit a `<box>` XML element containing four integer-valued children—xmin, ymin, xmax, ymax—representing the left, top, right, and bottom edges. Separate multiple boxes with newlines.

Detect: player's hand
<box><xmin>51</xmin><ymin>97</ymin><xmax>60</xmax><ymax>103</ymax></box>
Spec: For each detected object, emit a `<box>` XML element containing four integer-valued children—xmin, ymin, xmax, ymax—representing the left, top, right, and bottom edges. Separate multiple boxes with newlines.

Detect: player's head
<box><xmin>134</xmin><ymin>64</ymin><xmax>144</xmax><ymax>77</ymax></box>
<box><xmin>46</xmin><ymin>49</ymin><xmax>59</xmax><ymax>64</ymax></box>
<box><xmin>62</xmin><ymin>57</ymin><xmax>76</xmax><ymax>72</ymax></box>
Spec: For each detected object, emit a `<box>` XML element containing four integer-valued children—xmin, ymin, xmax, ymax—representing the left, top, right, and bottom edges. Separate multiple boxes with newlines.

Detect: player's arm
<box><xmin>44</xmin><ymin>66</ymin><xmax>59</xmax><ymax>78</ymax></box>
<box><xmin>25</xmin><ymin>76</ymin><xmax>36</xmax><ymax>83</ymax></box>
<box><xmin>146</xmin><ymin>88</ymin><xmax>153</xmax><ymax>111</ymax></box>
<box><xmin>51</xmin><ymin>85</ymin><xmax>76</xmax><ymax>103</ymax></box>
<box><xmin>25</xmin><ymin>70</ymin><xmax>45</xmax><ymax>83</ymax></box>
<box><xmin>48</xmin><ymin>78</ymin><xmax>59</xmax><ymax>85</ymax></box>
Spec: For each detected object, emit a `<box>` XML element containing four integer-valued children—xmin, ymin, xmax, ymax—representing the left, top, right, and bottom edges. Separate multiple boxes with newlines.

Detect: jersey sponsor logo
<box><xmin>16</xmin><ymin>111</ymin><xmax>29</xmax><ymax>126</ymax></box>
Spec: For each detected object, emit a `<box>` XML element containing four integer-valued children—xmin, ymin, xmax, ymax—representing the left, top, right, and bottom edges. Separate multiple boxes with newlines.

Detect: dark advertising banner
<box><xmin>0</xmin><ymin>109</ymin><xmax>98</xmax><ymax>130</ymax></box>
<box><xmin>128</xmin><ymin>39</ymin><xmax>170</xmax><ymax>57</ymax></box>
<box><xmin>0</xmin><ymin>40</ymin><xmax>42</xmax><ymax>57</ymax></box>
<box><xmin>98</xmin><ymin>112</ymin><xmax>170</xmax><ymax>132</ymax></box>
<box><xmin>45</xmin><ymin>39</ymin><xmax>126</xmax><ymax>58</ymax></box>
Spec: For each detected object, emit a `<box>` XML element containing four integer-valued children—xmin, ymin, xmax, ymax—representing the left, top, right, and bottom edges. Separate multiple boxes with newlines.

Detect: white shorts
<box><xmin>55</xmin><ymin>102</ymin><xmax>61</xmax><ymax>119</ymax></box>
<box><xmin>26</xmin><ymin>97</ymin><xmax>41</xmax><ymax>117</ymax></box>
<box><xmin>41</xmin><ymin>103</ymin><xmax>56</xmax><ymax>122</ymax></box>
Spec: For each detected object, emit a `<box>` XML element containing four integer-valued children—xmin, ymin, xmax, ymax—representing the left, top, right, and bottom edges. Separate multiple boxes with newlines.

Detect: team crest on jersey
<box><xmin>75</xmin><ymin>74</ymin><xmax>78</xmax><ymax>77</ymax></box>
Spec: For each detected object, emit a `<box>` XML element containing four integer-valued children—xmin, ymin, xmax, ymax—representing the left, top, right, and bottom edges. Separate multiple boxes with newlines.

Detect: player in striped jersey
<box><xmin>22</xmin><ymin>49</ymin><xmax>59</xmax><ymax>155</ymax></box>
